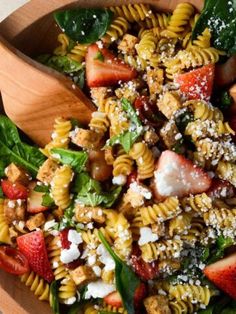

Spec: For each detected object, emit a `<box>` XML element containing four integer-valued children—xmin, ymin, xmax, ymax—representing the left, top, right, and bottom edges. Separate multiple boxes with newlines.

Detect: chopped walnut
<box><xmin>90</xmin><ymin>87</ymin><xmax>112</xmax><ymax>107</ymax></box>
<box><xmin>75</xmin><ymin>205</ymin><xmax>105</xmax><ymax>224</ymax></box>
<box><xmin>118</xmin><ymin>34</ymin><xmax>139</xmax><ymax>55</ymax></box>
<box><xmin>3</xmin><ymin>199</ymin><xmax>26</xmax><ymax>224</ymax></box>
<box><xmin>37</xmin><ymin>159</ymin><xmax>59</xmax><ymax>184</ymax></box>
<box><xmin>70</xmin><ymin>265</ymin><xmax>96</xmax><ymax>286</ymax></box>
<box><xmin>144</xmin><ymin>130</ymin><xmax>159</xmax><ymax>145</ymax></box>
<box><xmin>157</xmin><ymin>91</ymin><xmax>181</xmax><ymax>119</ymax></box>
<box><xmin>26</xmin><ymin>213</ymin><xmax>45</xmax><ymax>231</ymax></box>
<box><xmin>147</xmin><ymin>68</ymin><xmax>164</xmax><ymax>95</ymax></box>
<box><xmin>5</xmin><ymin>163</ymin><xmax>30</xmax><ymax>185</ymax></box>
<box><xmin>144</xmin><ymin>295</ymin><xmax>171</xmax><ymax>314</ymax></box>
<box><xmin>72</xmin><ymin>129</ymin><xmax>103</xmax><ymax>150</ymax></box>
<box><xmin>160</xmin><ymin>120</ymin><xmax>180</xmax><ymax>149</ymax></box>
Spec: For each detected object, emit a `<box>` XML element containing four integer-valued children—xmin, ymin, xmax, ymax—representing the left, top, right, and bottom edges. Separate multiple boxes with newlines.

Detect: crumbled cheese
<box><xmin>44</xmin><ymin>219</ymin><xmax>57</xmax><ymax>231</ymax></box>
<box><xmin>97</xmin><ymin>244</ymin><xmax>115</xmax><ymax>271</ymax></box>
<box><xmin>64</xmin><ymin>296</ymin><xmax>76</xmax><ymax>305</ymax></box>
<box><xmin>130</xmin><ymin>182</ymin><xmax>152</xmax><ymax>199</ymax></box>
<box><xmin>112</xmin><ymin>174</ymin><xmax>127</xmax><ymax>186</ymax></box>
<box><xmin>92</xmin><ymin>265</ymin><xmax>102</xmax><ymax>277</ymax></box>
<box><xmin>8</xmin><ymin>200</ymin><xmax>15</xmax><ymax>208</ymax></box>
<box><xmin>138</xmin><ymin>227</ymin><xmax>158</xmax><ymax>246</ymax></box>
<box><xmin>60</xmin><ymin>243</ymin><xmax>80</xmax><ymax>264</ymax></box>
<box><xmin>85</xmin><ymin>280</ymin><xmax>115</xmax><ymax>299</ymax></box>
<box><xmin>68</xmin><ymin>229</ymin><xmax>83</xmax><ymax>245</ymax></box>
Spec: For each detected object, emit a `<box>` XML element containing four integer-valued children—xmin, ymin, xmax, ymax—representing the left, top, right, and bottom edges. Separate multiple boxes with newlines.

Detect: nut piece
<box><xmin>90</xmin><ymin>87</ymin><xmax>111</xmax><ymax>107</ymax></box>
<box><xmin>144</xmin><ymin>295</ymin><xmax>171</xmax><ymax>314</ymax></box>
<box><xmin>144</xmin><ymin>130</ymin><xmax>159</xmax><ymax>145</ymax></box>
<box><xmin>147</xmin><ymin>68</ymin><xmax>164</xmax><ymax>95</ymax></box>
<box><xmin>160</xmin><ymin>120</ymin><xmax>180</xmax><ymax>149</ymax></box>
<box><xmin>157</xmin><ymin>91</ymin><xmax>181</xmax><ymax>119</ymax></box>
<box><xmin>72</xmin><ymin>129</ymin><xmax>103</xmax><ymax>150</ymax></box>
<box><xmin>5</xmin><ymin>163</ymin><xmax>30</xmax><ymax>185</ymax></box>
<box><xmin>70</xmin><ymin>265</ymin><xmax>96</xmax><ymax>286</ymax></box>
<box><xmin>37</xmin><ymin>159</ymin><xmax>59</xmax><ymax>184</ymax></box>
<box><xmin>26</xmin><ymin>213</ymin><xmax>45</xmax><ymax>231</ymax></box>
<box><xmin>75</xmin><ymin>205</ymin><xmax>105</xmax><ymax>224</ymax></box>
<box><xmin>118</xmin><ymin>34</ymin><xmax>139</xmax><ymax>55</ymax></box>
<box><xmin>3</xmin><ymin>199</ymin><xmax>26</xmax><ymax>223</ymax></box>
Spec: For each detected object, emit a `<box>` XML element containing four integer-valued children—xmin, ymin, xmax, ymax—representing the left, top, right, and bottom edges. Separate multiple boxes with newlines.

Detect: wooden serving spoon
<box><xmin>0</xmin><ymin>36</ymin><xmax>95</xmax><ymax>147</ymax></box>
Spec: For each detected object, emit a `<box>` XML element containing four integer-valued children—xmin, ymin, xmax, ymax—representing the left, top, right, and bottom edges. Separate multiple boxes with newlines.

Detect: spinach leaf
<box><xmin>198</xmin><ymin>305</ymin><xmax>214</xmax><ymax>314</ymax></box>
<box><xmin>34</xmin><ymin>184</ymin><xmax>50</xmax><ymax>193</ymax></box>
<box><xmin>38</xmin><ymin>55</ymin><xmax>83</xmax><ymax>74</ymax></box>
<box><xmin>98</xmin><ymin>231</ymin><xmax>140</xmax><ymax>314</ymax></box>
<box><xmin>50</xmin><ymin>281</ymin><xmax>60</xmax><ymax>314</ymax></box>
<box><xmin>73</xmin><ymin>172</ymin><xmax>102</xmax><ymax>194</ymax></box>
<box><xmin>192</xmin><ymin>0</ymin><xmax>236</xmax><ymax>55</ymax></box>
<box><xmin>107</xmin><ymin>99</ymin><xmax>144</xmax><ymax>153</ymax></box>
<box><xmin>51</xmin><ymin>148</ymin><xmax>88</xmax><ymax>173</ymax></box>
<box><xmin>54</xmin><ymin>8</ymin><xmax>113</xmax><ymax>44</ymax></box>
<box><xmin>73</xmin><ymin>68</ymin><xmax>85</xmax><ymax>89</ymax></box>
<box><xmin>42</xmin><ymin>193</ymin><xmax>55</xmax><ymax>207</ymax></box>
<box><xmin>0</xmin><ymin>115</ymin><xmax>45</xmax><ymax>177</ymax></box>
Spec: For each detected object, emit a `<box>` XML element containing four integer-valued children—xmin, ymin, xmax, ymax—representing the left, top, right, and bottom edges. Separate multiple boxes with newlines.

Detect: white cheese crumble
<box><xmin>97</xmin><ymin>244</ymin><xmax>115</xmax><ymax>271</ymax></box>
<box><xmin>44</xmin><ymin>219</ymin><xmax>57</xmax><ymax>231</ymax></box>
<box><xmin>112</xmin><ymin>174</ymin><xmax>127</xmax><ymax>186</ymax></box>
<box><xmin>85</xmin><ymin>280</ymin><xmax>115</xmax><ymax>299</ymax></box>
<box><xmin>60</xmin><ymin>243</ymin><xmax>80</xmax><ymax>264</ymax></box>
<box><xmin>138</xmin><ymin>227</ymin><xmax>158</xmax><ymax>246</ymax></box>
<box><xmin>64</xmin><ymin>296</ymin><xmax>77</xmax><ymax>305</ymax></box>
<box><xmin>130</xmin><ymin>182</ymin><xmax>152</xmax><ymax>199</ymax></box>
<box><xmin>68</xmin><ymin>229</ymin><xmax>83</xmax><ymax>245</ymax></box>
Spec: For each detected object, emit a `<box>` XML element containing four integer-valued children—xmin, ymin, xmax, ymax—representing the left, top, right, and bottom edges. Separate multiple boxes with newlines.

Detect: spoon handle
<box><xmin>0</xmin><ymin>36</ymin><xmax>94</xmax><ymax>146</ymax></box>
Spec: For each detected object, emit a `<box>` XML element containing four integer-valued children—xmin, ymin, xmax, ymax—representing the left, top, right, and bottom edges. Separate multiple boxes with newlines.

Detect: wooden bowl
<box><xmin>0</xmin><ymin>0</ymin><xmax>203</xmax><ymax>313</ymax></box>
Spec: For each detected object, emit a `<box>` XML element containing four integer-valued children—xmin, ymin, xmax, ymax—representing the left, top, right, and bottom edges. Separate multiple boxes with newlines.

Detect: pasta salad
<box><xmin>1</xmin><ymin>1</ymin><xmax>236</xmax><ymax>314</ymax></box>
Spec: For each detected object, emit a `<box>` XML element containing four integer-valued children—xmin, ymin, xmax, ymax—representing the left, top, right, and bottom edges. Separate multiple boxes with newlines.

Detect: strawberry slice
<box><xmin>134</xmin><ymin>96</ymin><xmax>162</xmax><ymax>127</ymax></box>
<box><xmin>27</xmin><ymin>182</ymin><xmax>48</xmax><ymax>213</ymax></box>
<box><xmin>175</xmin><ymin>64</ymin><xmax>215</xmax><ymax>101</ymax></box>
<box><xmin>1</xmin><ymin>180</ymin><xmax>29</xmax><ymax>200</ymax></box>
<box><xmin>204</xmin><ymin>253</ymin><xmax>236</xmax><ymax>299</ymax></box>
<box><xmin>153</xmin><ymin>150</ymin><xmax>211</xmax><ymax>199</ymax></box>
<box><xmin>86</xmin><ymin>43</ymin><xmax>137</xmax><ymax>87</ymax></box>
<box><xmin>17</xmin><ymin>230</ymin><xmax>54</xmax><ymax>282</ymax></box>
<box><xmin>131</xmin><ymin>245</ymin><xmax>159</xmax><ymax>281</ymax></box>
<box><xmin>207</xmin><ymin>178</ymin><xmax>235</xmax><ymax>199</ymax></box>
<box><xmin>104</xmin><ymin>283</ymin><xmax>147</xmax><ymax>309</ymax></box>
<box><xmin>127</xmin><ymin>170</ymin><xmax>139</xmax><ymax>187</ymax></box>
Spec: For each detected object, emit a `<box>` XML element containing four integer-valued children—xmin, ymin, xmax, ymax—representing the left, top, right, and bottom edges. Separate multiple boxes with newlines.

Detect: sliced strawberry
<box><xmin>175</xmin><ymin>64</ymin><xmax>215</xmax><ymax>101</ymax></box>
<box><xmin>131</xmin><ymin>245</ymin><xmax>159</xmax><ymax>281</ymax></box>
<box><xmin>27</xmin><ymin>182</ymin><xmax>48</xmax><ymax>213</ymax></box>
<box><xmin>1</xmin><ymin>180</ymin><xmax>28</xmax><ymax>200</ymax></box>
<box><xmin>207</xmin><ymin>178</ymin><xmax>235</xmax><ymax>199</ymax></box>
<box><xmin>134</xmin><ymin>283</ymin><xmax>148</xmax><ymax>307</ymax></box>
<box><xmin>204</xmin><ymin>253</ymin><xmax>236</xmax><ymax>299</ymax></box>
<box><xmin>86</xmin><ymin>43</ymin><xmax>137</xmax><ymax>87</ymax></box>
<box><xmin>17</xmin><ymin>230</ymin><xmax>54</xmax><ymax>282</ymax></box>
<box><xmin>127</xmin><ymin>171</ymin><xmax>139</xmax><ymax>187</ymax></box>
<box><xmin>153</xmin><ymin>150</ymin><xmax>211</xmax><ymax>199</ymax></box>
<box><xmin>104</xmin><ymin>291</ymin><xmax>123</xmax><ymax>308</ymax></box>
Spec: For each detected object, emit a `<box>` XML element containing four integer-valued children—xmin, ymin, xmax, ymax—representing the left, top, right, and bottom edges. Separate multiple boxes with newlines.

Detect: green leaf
<box><xmin>51</xmin><ymin>148</ymin><xmax>88</xmax><ymax>173</ymax></box>
<box><xmin>42</xmin><ymin>193</ymin><xmax>55</xmax><ymax>207</ymax></box>
<box><xmin>34</xmin><ymin>184</ymin><xmax>50</xmax><ymax>193</ymax></box>
<box><xmin>54</xmin><ymin>8</ymin><xmax>114</xmax><ymax>44</ymax></box>
<box><xmin>73</xmin><ymin>172</ymin><xmax>102</xmax><ymax>194</ymax></box>
<box><xmin>198</xmin><ymin>305</ymin><xmax>214</xmax><ymax>314</ymax></box>
<box><xmin>42</xmin><ymin>55</ymin><xmax>83</xmax><ymax>73</ymax></box>
<box><xmin>192</xmin><ymin>0</ymin><xmax>236</xmax><ymax>55</ymax></box>
<box><xmin>98</xmin><ymin>231</ymin><xmax>140</xmax><ymax>314</ymax></box>
<box><xmin>50</xmin><ymin>281</ymin><xmax>60</xmax><ymax>314</ymax></box>
<box><xmin>0</xmin><ymin>115</ymin><xmax>45</xmax><ymax>177</ymax></box>
<box><xmin>77</xmin><ymin>193</ymin><xmax>105</xmax><ymax>207</ymax></box>
<box><xmin>101</xmin><ymin>186</ymin><xmax>122</xmax><ymax>207</ymax></box>
<box><xmin>94</xmin><ymin>51</ymin><xmax>104</xmax><ymax>61</ymax></box>
<box><xmin>0</xmin><ymin>187</ymin><xmax>4</xmax><ymax>198</ymax></box>
<box><xmin>73</xmin><ymin>69</ymin><xmax>85</xmax><ymax>89</ymax></box>
<box><xmin>107</xmin><ymin>99</ymin><xmax>144</xmax><ymax>153</ymax></box>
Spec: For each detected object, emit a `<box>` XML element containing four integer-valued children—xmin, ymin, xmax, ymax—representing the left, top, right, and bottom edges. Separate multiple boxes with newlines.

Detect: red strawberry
<box><xmin>86</xmin><ymin>43</ymin><xmax>137</xmax><ymax>87</ymax></box>
<box><xmin>1</xmin><ymin>180</ymin><xmax>28</xmax><ymax>200</ymax></box>
<box><xmin>153</xmin><ymin>150</ymin><xmax>211</xmax><ymax>199</ymax></box>
<box><xmin>104</xmin><ymin>283</ymin><xmax>147</xmax><ymax>308</ymax></box>
<box><xmin>127</xmin><ymin>171</ymin><xmax>139</xmax><ymax>187</ymax></box>
<box><xmin>131</xmin><ymin>245</ymin><xmax>159</xmax><ymax>281</ymax></box>
<box><xmin>175</xmin><ymin>64</ymin><xmax>215</xmax><ymax>101</ymax></box>
<box><xmin>134</xmin><ymin>96</ymin><xmax>162</xmax><ymax>127</ymax></box>
<box><xmin>207</xmin><ymin>178</ymin><xmax>235</xmax><ymax>199</ymax></box>
<box><xmin>17</xmin><ymin>230</ymin><xmax>54</xmax><ymax>282</ymax></box>
<box><xmin>204</xmin><ymin>253</ymin><xmax>236</xmax><ymax>299</ymax></box>
<box><xmin>27</xmin><ymin>182</ymin><xmax>48</xmax><ymax>213</ymax></box>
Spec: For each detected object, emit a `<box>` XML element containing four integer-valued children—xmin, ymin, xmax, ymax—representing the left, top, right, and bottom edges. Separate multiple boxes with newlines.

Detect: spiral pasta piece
<box><xmin>161</xmin><ymin>3</ymin><xmax>194</xmax><ymax>38</ymax></box>
<box><xmin>184</xmin><ymin>100</ymin><xmax>223</xmax><ymax>122</ymax></box>
<box><xmin>0</xmin><ymin>199</ymin><xmax>11</xmax><ymax>244</ymax></box>
<box><xmin>140</xmin><ymin>197</ymin><xmax>181</xmax><ymax>225</ymax></box>
<box><xmin>216</xmin><ymin>161</ymin><xmax>236</xmax><ymax>187</ymax></box>
<box><xmin>140</xmin><ymin>239</ymin><xmax>183</xmax><ymax>262</ymax></box>
<box><xmin>136</xmin><ymin>30</ymin><xmax>158</xmax><ymax>60</ymax></box>
<box><xmin>54</xmin><ymin>33</ymin><xmax>70</xmax><ymax>56</ymax></box>
<box><xmin>110</xmin><ymin>4</ymin><xmax>151</xmax><ymax>23</ymax></box>
<box><xmin>58</xmin><ymin>275</ymin><xmax>77</xmax><ymax>304</ymax></box>
<box><xmin>203</xmin><ymin>208</ymin><xmax>236</xmax><ymax>231</ymax></box>
<box><xmin>51</xmin><ymin>165</ymin><xmax>73</xmax><ymax>210</ymax></box>
<box><xmin>102</xmin><ymin>17</ymin><xmax>130</xmax><ymax>44</ymax></box>
<box><xmin>181</xmin><ymin>217</ymin><xmax>205</xmax><ymax>245</ymax></box>
<box><xmin>169</xmin><ymin>284</ymin><xmax>212</xmax><ymax>308</ymax></box>
<box><xmin>84</xmin><ymin>305</ymin><xmax>99</xmax><ymax>314</ymax></box>
<box><xmin>181</xmin><ymin>193</ymin><xmax>212</xmax><ymax>214</ymax></box>
<box><xmin>89</xmin><ymin>112</ymin><xmax>110</xmax><ymax>135</ymax></box>
<box><xmin>168</xmin><ymin>212</ymin><xmax>192</xmax><ymax>237</ymax></box>
<box><xmin>102</xmin><ymin>304</ymin><xmax>127</xmax><ymax>313</ymax></box>
<box><xmin>42</xmin><ymin>117</ymin><xmax>72</xmax><ymax>157</ymax></box>
<box><xmin>142</xmin><ymin>12</ymin><xmax>170</xmax><ymax>29</ymax></box>
<box><xmin>123</xmin><ymin>54</ymin><xmax>147</xmax><ymax>71</ymax></box>
<box><xmin>192</xmin><ymin>28</ymin><xmax>211</xmax><ymax>49</ymax></box>
<box><xmin>67</xmin><ymin>43</ymin><xmax>89</xmax><ymax>63</ymax></box>
<box><xmin>169</xmin><ymin>299</ymin><xmax>195</xmax><ymax>314</ymax></box>
<box><xmin>129</xmin><ymin>142</ymin><xmax>155</xmax><ymax>179</ymax></box>
<box><xmin>113</xmin><ymin>151</ymin><xmax>133</xmax><ymax>177</ymax></box>
<box><xmin>101</xmin><ymin>269</ymin><xmax>115</xmax><ymax>284</ymax></box>
<box><xmin>20</xmin><ymin>271</ymin><xmax>50</xmax><ymax>301</ymax></box>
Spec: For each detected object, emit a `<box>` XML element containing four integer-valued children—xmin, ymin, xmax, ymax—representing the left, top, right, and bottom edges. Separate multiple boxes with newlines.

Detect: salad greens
<box><xmin>98</xmin><ymin>231</ymin><xmax>140</xmax><ymax>314</ymax></box>
<box><xmin>107</xmin><ymin>99</ymin><xmax>144</xmax><ymax>153</ymax></box>
<box><xmin>192</xmin><ymin>0</ymin><xmax>236</xmax><ymax>55</ymax></box>
<box><xmin>198</xmin><ymin>296</ymin><xmax>236</xmax><ymax>314</ymax></box>
<box><xmin>54</xmin><ymin>8</ymin><xmax>113</xmax><ymax>44</ymax></box>
<box><xmin>50</xmin><ymin>281</ymin><xmax>60</xmax><ymax>314</ymax></box>
<box><xmin>50</xmin><ymin>148</ymin><xmax>88</xmax><ymax>173</ymax></box>
<box><xmin>37</xmin><ymin>55</ymin><xmax>83</xmax><ymax>74</ymax></box>
<box><xmin>74</xmin><ymin>172</ymin><xmax>122</xmax><ymax>207</ymax></box>
<box><xmin>0</xmin><ymin>115</ymin><xmax>45</xmax><ymax>178</ymax></box>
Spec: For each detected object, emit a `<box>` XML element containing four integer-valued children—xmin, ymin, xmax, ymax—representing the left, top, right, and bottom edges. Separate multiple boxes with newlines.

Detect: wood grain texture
<box><xmin>0</xmin><ymin>0</ymin><xmax>203</xmax><ymax>313</ymax></box>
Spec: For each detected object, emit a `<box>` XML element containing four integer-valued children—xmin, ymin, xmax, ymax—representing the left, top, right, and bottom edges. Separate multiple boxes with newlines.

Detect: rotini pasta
<box><xmin>0</xmin><ymin>199</ymin><xmax>11</xmax><ymax>244</ymax></box>
<box><xmin>110</xmin><ymin>4</ymin><xmax>151</xmax><ymax>23</ymax></box>
<box><xmin>20</xmin><ymin>271</ymin><xmax>50</xmax><ymax>301</ymax></box>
